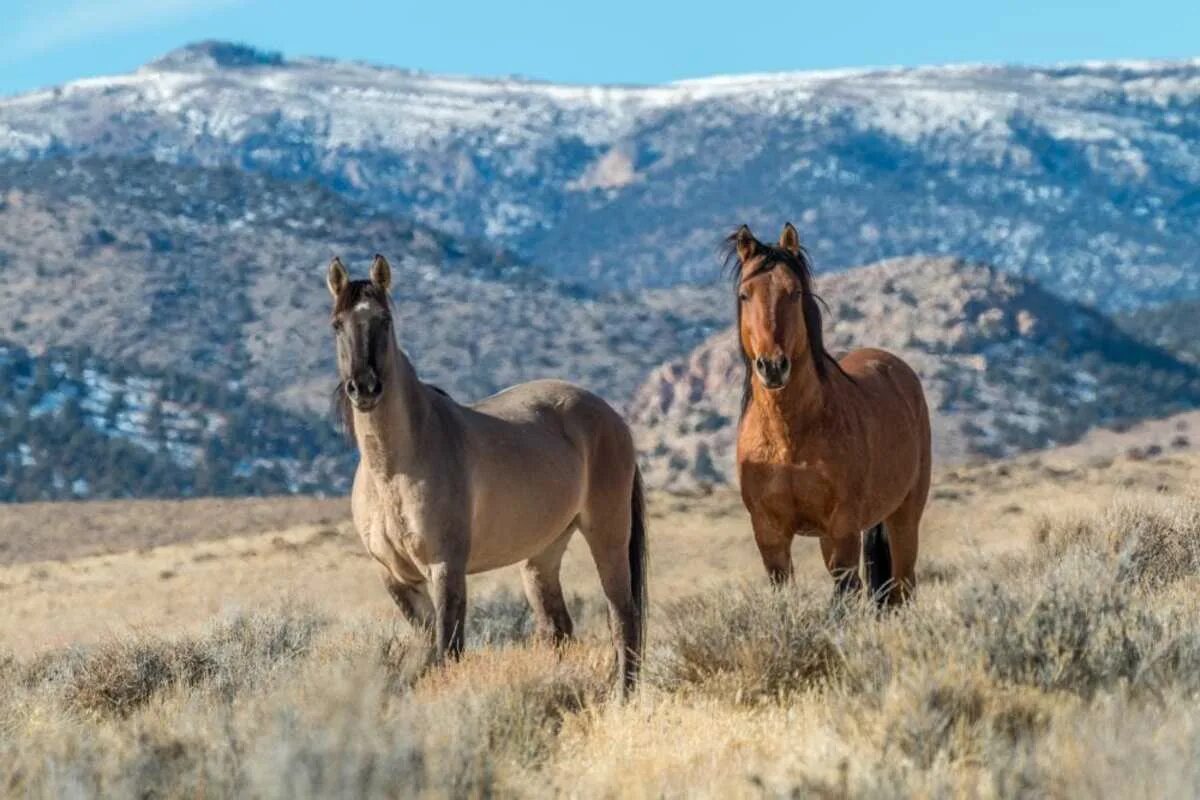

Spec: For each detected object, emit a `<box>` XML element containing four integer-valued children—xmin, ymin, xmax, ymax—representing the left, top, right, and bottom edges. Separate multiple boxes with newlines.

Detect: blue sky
<box><xmin>2</xmin><ymin>0</ymin><xmax>1198</xmax><ymax>96</ymax></box>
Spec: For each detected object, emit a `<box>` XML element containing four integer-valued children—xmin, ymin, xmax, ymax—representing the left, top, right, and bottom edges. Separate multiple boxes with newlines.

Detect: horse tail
<box><xmin>864</xmin><ymin>522</ymin><xmax>892</xmax><ymax>604</ymax></box>
<box><xmin>629</xmin><ymin>466</ymin><xmax>648</xmax><ymax>658</ymax></box>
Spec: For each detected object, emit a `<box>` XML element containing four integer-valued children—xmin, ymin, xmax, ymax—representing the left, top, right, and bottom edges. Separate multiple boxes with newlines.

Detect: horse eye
<box><xmin>331</xmin><ymin>319</ymin><xmax>343</xmax><ymax>332</ymax></box>
<box><xmin>738</xmin><ymin>292</ymin><xmax>749</xmax><ymax>303</ymax></box>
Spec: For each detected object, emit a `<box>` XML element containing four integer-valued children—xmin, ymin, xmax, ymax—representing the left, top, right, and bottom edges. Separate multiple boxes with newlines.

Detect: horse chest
<box><xmin>358</xmin><ymin>490</ymin><xmax>429</xmax><ymax>577</ymax></box>
<box><xmin>745</xmin><ymin>460</ymin><xmax>837</xmax><ymax>537</ymax></box>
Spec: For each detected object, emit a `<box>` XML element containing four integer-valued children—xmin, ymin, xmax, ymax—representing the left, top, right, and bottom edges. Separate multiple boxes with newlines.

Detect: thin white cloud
<box><xmin>1</xmin><ymin>0</ymin><xmax>245</xmax><ymax>63</ymax></box>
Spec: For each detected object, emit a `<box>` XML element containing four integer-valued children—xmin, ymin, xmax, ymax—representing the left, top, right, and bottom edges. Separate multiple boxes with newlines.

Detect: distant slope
<box><xmin>0</xmin><ymin>342</ymin><xmax>350</xmax><ymax>501</ymax></box>
<box><xmin>1118</xmin><ymin>299</ymin><xmax>1200</xmax><ymax>366</ymax></box>
<box><xmin>3</xmin><ymin>43</ymin><xmax>1199</xmax><ymax>307</ymax></box>
<box><xmin>0</xmin><ymin>158</ymin><xmax>725</xmax><ymax>415</ymax></box>
<box><xmin>630</xmin><ymin>257</ymin><xmax>1200</xmax><ymax>492</ymax></box>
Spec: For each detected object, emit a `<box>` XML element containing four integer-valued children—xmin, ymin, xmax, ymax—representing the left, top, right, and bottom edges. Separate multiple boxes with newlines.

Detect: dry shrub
<box><xmin>916</xmin><ymin>555</ymin><xmax>963</xmax><ymax>585</ymax></box>
<box><xmin>863</xmin><ymin>666</ymin><xmax>1056</xmax><ymax>771</ymax></box>
<box><xmin>649</xmin><ymin>583</ymin><xmax>851</xmax><ymax>701</ymax></box>
<box><xmin>654</xmin><ymin>535</ymin><xmax>1200</xmax><ymax>711</ymax></box>
<box><xmin>1034</xmin><ymin>494</ymin><xmax>1200</xmax><ymax>587</ymax></box>
<box><xmin>23</xmin><ymin>607</ymin><xmax>327</xmax><ymax>719</ymax></box>
<box><xmin>940</xmin><ymin>553</ymin><xmax>1200</xmax><ymax>698</ymax></box>
<box><xmin>464</xmin><ymin>588</ymin><xmax>606</xmax><ymax>649</ymax></box>
<box><xmin>956</xmin><ymin>567</ymin><xmax>1153</xmax><ymax>697</ymax></box>
<box><xmin>216</xmin><ymin>642</ymin><xmax>607</xmax><ymax>798</ymax></box>
<box><xmin>0</xmin><ymin>604</ymin><xmax>613</xmax><ymax>799</ymax></box>
<box><xmin>62</xmin><ymin>640</ymin><xmax>183</xmax><ymax>718</ymax></box>
<box><xmin>8</xmin><ymin>492</ymin><xmax>1200</xmax><ymax>797</ymax></box>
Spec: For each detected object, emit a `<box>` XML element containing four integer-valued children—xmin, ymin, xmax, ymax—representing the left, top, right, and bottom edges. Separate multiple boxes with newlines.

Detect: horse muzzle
<box><xmin>753</xmin><ymin>355</ymin><xmax>791</xmax><ymax>390</ymax></box>
<box><xmin>346</xmin><ymin>372</ymin><xmax>382</xmax><ymax>411</ymax></box>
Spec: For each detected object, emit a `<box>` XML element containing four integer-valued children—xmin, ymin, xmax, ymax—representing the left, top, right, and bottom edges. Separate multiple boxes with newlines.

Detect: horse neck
<box><xmin>352</xmin><ymin>339</ymin><xmax>434</xmax><ymax>477</ymax></box>
<box><xmin>749</xmin><ymin>357</ymin><xmax>828</xmax><ymax>455</ymax></box>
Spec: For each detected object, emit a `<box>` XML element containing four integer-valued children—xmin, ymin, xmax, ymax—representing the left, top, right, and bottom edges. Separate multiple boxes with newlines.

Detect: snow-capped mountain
<box><xmin>2</xmin><ymin>42</ymin><xmax>1198</xmax><ymax>307</ymax></box>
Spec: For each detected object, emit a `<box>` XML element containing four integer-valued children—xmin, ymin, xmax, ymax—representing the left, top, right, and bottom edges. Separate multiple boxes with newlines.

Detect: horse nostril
<box><xmin>779</xmin><ymin>356</ymin><xmax>790</xmax><ymax>373</ymax></box>
<box><xmin>346</xmin><ymin>379</ymin><xmax>359</xmax><ymax>397</ymax></box>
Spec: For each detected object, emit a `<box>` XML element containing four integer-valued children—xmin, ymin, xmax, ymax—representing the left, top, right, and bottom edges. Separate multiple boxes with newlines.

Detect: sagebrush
<box><xmin>3</xmin><ymin>494</ymin><xmax>1200</xmax><ymax>798</ymax></box>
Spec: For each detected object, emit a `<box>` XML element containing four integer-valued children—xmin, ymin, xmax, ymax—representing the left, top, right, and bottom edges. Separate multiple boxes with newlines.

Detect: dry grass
<box><xmin>0</xmin><ymin>494</ymin><xmax>345</xmax><ymax>564</ymax></box>
<box><xmin>3</xmin><ymin>490</ymin><xmax>1200</xmax><ymax>797</ymax></box>
<box><xmin>7</xmin><ymin>450</ymin><xmax>1197</xmax><ymax>658</ymax></box>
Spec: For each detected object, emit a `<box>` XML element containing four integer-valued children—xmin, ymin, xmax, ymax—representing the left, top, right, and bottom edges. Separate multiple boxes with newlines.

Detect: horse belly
<box><xmin>464</xmin><ymin>440</ymin><xmax>585</xmax><ymax>573</ymax></box>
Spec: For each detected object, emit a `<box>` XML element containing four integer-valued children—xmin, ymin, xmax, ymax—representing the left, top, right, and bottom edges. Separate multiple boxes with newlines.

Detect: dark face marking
<box><xmin>331</xmin><ymin>282</ymin><xmax>392</xmax><ymax>411</ymax></box>
<box><xmin>738</xmin><ymin>261</ymin><xmax>806</xmax><ymax>391</ymax></box>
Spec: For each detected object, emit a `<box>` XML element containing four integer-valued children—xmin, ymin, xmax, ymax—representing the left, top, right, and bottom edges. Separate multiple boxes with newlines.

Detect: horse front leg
<box><xmin>379</xmin><ymin>567</ymin><xmax>435</xmax><ymax>633</ymax></box>
<box><xmin>820</xmin><ymin>533</ymin><xmax>863</xmax><ymax>599</ymax></box>
<box><xmin>429</xmin><ymin>561</ymin><xmax>467</xmax><ymax>661</ymax></box>
<box><xmin>750</xmin><ymin>514</ymin><xmax>794</xmax><ymax>586</ymax></box>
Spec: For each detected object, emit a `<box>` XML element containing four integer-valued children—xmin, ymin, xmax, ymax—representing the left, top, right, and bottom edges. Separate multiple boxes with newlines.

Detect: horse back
<box><xmin>841</xmin><ymin>345</ymin><xmax>925</xmax><ymax>403</ymax></box>
<box><xmin>468</xmin><ymin>379</ymin><xmax>633</xmax><ymax>454</ymax></box>
<box><xmin>835</xmin><ymin>346</ymin><xmax>932</xmax><ymax>474</ymax></box>
<box><xmin>457</xmin><ymin>380</ymin><xmax>636</xmax><ymax>556</ymax></box>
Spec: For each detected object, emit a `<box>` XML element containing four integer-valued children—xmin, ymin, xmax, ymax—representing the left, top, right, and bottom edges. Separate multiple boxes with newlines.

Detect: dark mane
<box><xmin>723</xmin><ymin>230</ymin><xmax>849</xmax><ymax>419</ymax></box>
<box><xmin>331</xmin><ymin>382</ymin><xmax>355</xmax><ymax>442</ymax></box>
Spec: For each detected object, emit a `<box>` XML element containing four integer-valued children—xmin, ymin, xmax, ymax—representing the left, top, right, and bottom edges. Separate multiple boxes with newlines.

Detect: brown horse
<box><xmin>730</xmin><ymin>224</ymin><xmax>931</xmax><ymax>604</ymax></box>
<box><xmin>327</xmin><ymin>255</ymin><xmax>647</xmax><ymax>693</ymax></box>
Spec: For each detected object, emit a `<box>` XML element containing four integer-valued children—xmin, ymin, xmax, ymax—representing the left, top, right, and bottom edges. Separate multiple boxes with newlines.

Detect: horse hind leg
<box><xmin>862</xmin><ymin>523</ymin><xmax>893</xmax><ymax>606</ymax></box>
<box><xmin>521</xmin><ymin>528</ymin><xmax>575</xmax><ymax>646</ymax></box>
<box><xmin>882</xmin><ymin>415</ymin><xmax>931</xmax><ymax>607</ymax></box>
<box><xmin>578</xmin><ymin>476</ymin><xmax>644</xmax><ymax>696</ymax></box>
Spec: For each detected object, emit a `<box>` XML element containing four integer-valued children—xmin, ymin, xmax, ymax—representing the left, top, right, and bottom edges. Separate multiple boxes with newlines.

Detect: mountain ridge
<box><xmin>2</xmin><ymin>43</ymin><xmax>1198</xmax><ymax>307</ymax></box>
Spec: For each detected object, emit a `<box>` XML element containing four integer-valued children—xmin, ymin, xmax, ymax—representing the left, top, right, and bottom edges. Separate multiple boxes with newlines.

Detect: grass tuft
<box><xmin>649</xmin><ymin>583</ymin><xmax>850</xmax><ymax>701</ymax></box>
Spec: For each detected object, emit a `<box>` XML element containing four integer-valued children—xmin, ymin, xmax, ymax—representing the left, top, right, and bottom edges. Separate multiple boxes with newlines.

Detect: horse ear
<box><xmin>779</xmin><ymin>222</ymin><xmax>801</xmax><ymax>255</ymax></box>
<box><xmin>327</xmin><ymin>257</ymin><xmax>349</xmax><ymax>298</ymax></box>
<box><xmin>734</xmin><ymin>224</ymin><xmax>759</xmax><ymax>263</ymax></box>
<box><xmin>369</xmin><ymin>254</ymin><xmax>391</xmax><ymax>292</ymax></box>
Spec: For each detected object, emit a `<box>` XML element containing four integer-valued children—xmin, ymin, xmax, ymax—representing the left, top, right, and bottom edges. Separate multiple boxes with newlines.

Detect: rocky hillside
<box><xmin>631</xmin><ymin>257</ymin><xmax>1200</xmax><ymax>492</ymax></box>
<box><xmin>0</xmin><ymin>158</ymin><xmax>724</xmax><ymax>416</ymax></box>
<box><xmin>1119</xmin><ymin>299</ymin><xmax>1200</xmax><ymax>367</ymax></box>
<box><xmin>3</xmin><ymin>43</ymin><xmax>1198</xmax><ymax>307</ymax></box>
<box><xmin>0</xmin><ymin>342</ymin><xmax>351</xmax><ymax>501</ymax></box>
<box><xmin>4</xmin><ymin>45</ymin><xmax>1200</xmax><ymax>499</ymax></box>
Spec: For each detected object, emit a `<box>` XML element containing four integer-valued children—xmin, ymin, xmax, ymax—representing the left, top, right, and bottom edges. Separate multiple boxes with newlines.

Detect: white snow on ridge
<box><xmin>1</xmin><ymin>44</ymin><xmax>1198</xmax><ymax>296</ymax></box>
<box><xmin>4</xmin><ymin>50</ymin><xmax>1198</xmax><ymax>154</ymax></box>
